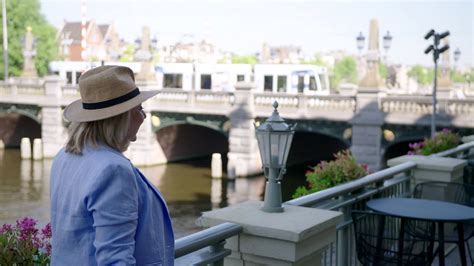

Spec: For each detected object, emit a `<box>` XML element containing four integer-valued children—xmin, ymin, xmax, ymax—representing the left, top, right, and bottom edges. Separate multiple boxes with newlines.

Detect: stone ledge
<box><xmin>198</xmin><ymin>200</ymin><xmax>341</xmax><ymax>243</ymax></box>
<box><xmin>387</xmin><ymin>155</ymin><xmax>466</xmax><ymax>172</ymax></box>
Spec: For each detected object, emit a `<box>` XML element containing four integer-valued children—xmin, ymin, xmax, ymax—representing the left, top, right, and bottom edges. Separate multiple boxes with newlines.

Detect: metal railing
<box><xmin>174</xmin><ymin>222</ymin><xmax>242</xmax><ymax>265</ymax></box>
<box><xmin>285</xmin><ymin>161</ymin><xmax>416</xmax><ymax>266</ymax></box>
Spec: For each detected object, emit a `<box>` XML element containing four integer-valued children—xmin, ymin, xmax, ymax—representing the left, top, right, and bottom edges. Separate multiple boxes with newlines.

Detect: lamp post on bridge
<box><xmin>382</xmin><ymin>31</ymin><xmax>393</xmax><ymax>63</ymax></box>
<box><xmin>255</xmin><ymin>101</ymin><xmax>296</xmax><ymax>213</ymax></box>
<box><xmin>424</xmin><ymin>29</ymin><xmax>450</xmax><ymax>137</ymax></box>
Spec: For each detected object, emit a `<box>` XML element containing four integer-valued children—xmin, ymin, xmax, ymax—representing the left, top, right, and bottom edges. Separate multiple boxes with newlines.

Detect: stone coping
<box><xmin>198</xmin><ymin>200</ymin><xmax>342</xmax><ymax>243</ymax></box>
<box><xmin>387</xmin><ymin>155</ymin><xmax>467</xmax><ymax>172</ymax></box>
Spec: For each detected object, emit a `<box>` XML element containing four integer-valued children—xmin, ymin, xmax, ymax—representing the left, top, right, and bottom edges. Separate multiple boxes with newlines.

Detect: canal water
<box><xmin>0</xmin><ymin>149</ymin><xmax>308</xmax><ymax>238</ymax></box>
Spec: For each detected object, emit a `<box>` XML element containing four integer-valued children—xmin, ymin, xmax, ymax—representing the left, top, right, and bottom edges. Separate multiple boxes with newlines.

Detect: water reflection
<box><xmin>0</xmin><ymin>149</ymin><xmax>270</xmax><ymax>238</ymax></box>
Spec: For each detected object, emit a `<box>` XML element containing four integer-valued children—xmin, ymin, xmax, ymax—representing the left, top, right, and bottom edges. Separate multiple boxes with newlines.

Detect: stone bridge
<box><xmin>1</xmin><ymin>76</ymin><xmax>473</xmax><ymax>175</ymax></box>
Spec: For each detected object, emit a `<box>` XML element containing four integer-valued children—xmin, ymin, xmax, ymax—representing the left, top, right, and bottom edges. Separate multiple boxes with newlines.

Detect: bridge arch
<box><xmin>0</xmin><ymin>113</ymin><xmax>41</xmax><ymax>147</ymax></box>
<box><xmin>155</xmin><ymin>123</ymin><xmax>229</xmax><ymax>162</ymax></box>
<box><xmin>287</xmin><ymin>130</ymin><xmax>350</xmax><ymax>167</ymax></box>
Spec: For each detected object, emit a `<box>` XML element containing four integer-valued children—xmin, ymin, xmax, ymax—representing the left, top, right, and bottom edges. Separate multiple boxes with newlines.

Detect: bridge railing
<box><xmin>254</xmin><ymin>92</ymin><xmax>357</xmax><ymax>119</ymax></box>
<box><xmin>381</xmin><ymin>95</ymin><xmax>474</xmax><ymax>115</ymax></box>
<box><xmin>0</xmin><ymin>80</ymin><xmax>45</xmax><ymax>96</ymax></box>
<box><xmin>149</xmin><ymin>89</ymin><xmax>235</xmax><ymax>115</ymax></box>
<box><xmin>174</xmin><ymin>222</ymin><xmax>242</xmax><ymax>265</ymax></box>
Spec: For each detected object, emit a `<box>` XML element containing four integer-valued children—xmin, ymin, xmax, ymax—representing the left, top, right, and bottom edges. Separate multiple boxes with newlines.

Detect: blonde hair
<box><xmin>65</xmin><ymin>110</ymin><xmax>131</xmax><ymax>155</ymax></box>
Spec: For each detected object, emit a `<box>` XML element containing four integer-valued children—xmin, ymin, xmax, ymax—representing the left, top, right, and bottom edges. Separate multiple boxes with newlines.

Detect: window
<box><xmin>237</xmin><ymin>75</ymin><xmax>245</xmax><ymax>82</ymax></box>
<box><xmin>201</xmin><ymin>74</ymin><xmax>211</xmax><ymax>89</ymax></box>
<box><xmin>309</xmin><ymin>76</ymin><xmax>318</xmax><ymax>91</ymax></box>
<box><xmin>277</xmin><ymin>76</ymin><xmax>287</xmax><ymax>92</ymax></box>
<box><xmin>66</xmin><ymin>71</ymin><xmax>72</xmax><ymax>84</ymax></box>
<box><xmin>75</xmin><ymin>72</ymin><xmax>82</xmax><ymax>85</ymax></box>
<box><xmin>264</xmin><ymin>75</ymin><xmax>273</xmax><ymax>92</ymax></box>
<box><xmin>163</xmin><ymin>74</ymin><xmax>183</xmax><ymax>89</ymax></box>
<box><xmin>297</xmin><ymin>76</ymin><xmax>304</xmax><ymax>93</ymax></box>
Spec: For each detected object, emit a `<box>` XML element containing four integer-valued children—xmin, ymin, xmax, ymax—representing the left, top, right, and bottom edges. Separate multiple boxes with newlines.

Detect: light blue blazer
<box><xmin>50</xmin><ymin>144</ymin><xmax>174</xmax><ymax>265</ymax></box>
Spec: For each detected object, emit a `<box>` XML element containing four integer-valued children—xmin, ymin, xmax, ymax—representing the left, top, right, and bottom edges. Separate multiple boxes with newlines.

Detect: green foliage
<box><xmin>451</xmin><ymin>69</ymin><xmax>474</xmax><ymax>83</ymax></box>
<box><xmin>119</xmin><ymin>44</ymin><xmax>135</xmax><ymax>62</ymax></box>
<box><xmin>379</xmin><ymin>63</ymin><xmax>388</xmax><ymax>79</ymax></box>
<box><xmin>231</xmin><ymin>54</ymin><xmax>257</xmax><ymax>64</ymax></box>
<box><xmin>292</xmin><ymin>150</ymin><xmax>368</xmax><ymax>198</ymax></box>
<box><xmin>330</xmin><ymin>56</ymin><xmax>358</xmax><ymax>89</ymax></box>
<box><xmin>407</xmin><ymin>65</ymin><xmax>434</xmax><ymax>86</ymax></box>
<box><xmin>408</xmin><ymin>128</ymin><xmax>461</xmax><ymax>156</ymax></box>
<box><xmin>0</xmin><ymin>0</ymin><xmax>58</xmax><ymax>78</ymax></box>
<box><xmin>302</xmin><ymin>55</ymin><xmax>326</xmax><ymax>67</ymax></box>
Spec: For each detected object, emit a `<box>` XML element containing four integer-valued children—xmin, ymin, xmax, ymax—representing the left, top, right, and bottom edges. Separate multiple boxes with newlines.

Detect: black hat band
<box><xmin>82</xmin><ymin>88</ymin><xmax>140</xmax><ymax>110</ymax></box>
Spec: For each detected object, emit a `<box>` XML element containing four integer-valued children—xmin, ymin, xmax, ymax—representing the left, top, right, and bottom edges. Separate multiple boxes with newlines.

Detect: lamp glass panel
<box><xmin>282</xmin><ymin>132</ymin><xmax>294</xmax><ymax>165</ymax></box>
<box><xmin>256</xmin><ymin>131</ymin><xmax>270</xmax><ymax>165</ymax></box>
<box><xmin>270</xmin><ymin>132</ymin><xmax>280</xmax><ymax>167</ymax></box>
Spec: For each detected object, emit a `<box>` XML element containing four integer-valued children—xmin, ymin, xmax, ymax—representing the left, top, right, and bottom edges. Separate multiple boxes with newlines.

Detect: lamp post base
<box><xmin>262</xmin><ymin>179</ymin><xmax>284</xmax><ymax>213</ymax></box>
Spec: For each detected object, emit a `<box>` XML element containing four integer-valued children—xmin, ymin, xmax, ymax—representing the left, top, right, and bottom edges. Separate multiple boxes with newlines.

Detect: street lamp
<box><xmin>356</xmin><ymin>32</ymin><xmax>365</xmax><ymax>54</ymax></box>
<box><xmin>424</xmin><ymin>29</ymin><xmax>450</xmax><ymax>137</ymax></box>
<box><xmin>383</xmin><ymin>31</ymin><xmax>392</xmax><ymax>62</ymax></box>
<box><xmin>255</xmin><ymin>101</ymin><xmax>296</xmax><ymax>213</ymax></box>
<box><xmin>453</xmin><ymin>48</ymin><xmax>461</xmax><ymax>65</ymax></box>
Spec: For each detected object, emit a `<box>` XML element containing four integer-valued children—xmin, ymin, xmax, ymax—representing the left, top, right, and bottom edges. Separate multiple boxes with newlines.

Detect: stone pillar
<box><xmin>350</xmin><ymin>91</ymin><xmax>384</xmax><ymax>172</ymax></box>
<box><xmin>135</xmin><ymin>26</ymin><xmax>156</xmax><ymax>83</ymax></box>
<box><xmin>387</xmin><ymin>155</ymin><xmax>467</xmax><ymax>188</ymax></box>
<box><xmin>41</xmin><ymin>75</ymin><xmax>66</xmax><ymax>158</ymax></box>
<box><xmin>44</xmin><ymin>75</ymin><xmax>63</xmax><ymax>98</ymax></box>
<box><xmin>227</xmin><ymin>82</ymin><xmax>261</xmax><ymax>177</ymax></box>
<box><xmin>41</xmin><ymin>106</ymin><xmax>66</xmax><ymax>158</ymax></box>
<box><xmin>358</xmin><ymin>18</ymin><xmax>384</xmax><ymax>90</ymax></box>
<box><xmin>198</xmin><ymin>200</ymin><xmax>342</xmax><ymax>266</ymax></box>
<box><xmin>21</xmin><ymin>26</ymin><xmax>37</xmax><ymax>78</ymax></box>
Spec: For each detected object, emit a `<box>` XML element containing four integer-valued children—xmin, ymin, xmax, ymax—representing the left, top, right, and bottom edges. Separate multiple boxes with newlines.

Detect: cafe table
<box><xmin>366</xmin><ymin>197</ymin><xmax>474</xmax><ymax>266</ymax></box>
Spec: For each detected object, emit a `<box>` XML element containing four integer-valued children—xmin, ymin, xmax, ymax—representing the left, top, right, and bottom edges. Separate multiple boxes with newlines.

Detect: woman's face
<box><xmin>126</xmin><ymin>104</ymin><xmax>146</xmax><ymax>142</ymax></box>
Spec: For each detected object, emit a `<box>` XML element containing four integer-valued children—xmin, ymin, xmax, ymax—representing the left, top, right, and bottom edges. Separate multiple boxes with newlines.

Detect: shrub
<box><xmin>293</xmin><ymin>150</ymin><xmax>368</xmax><ymax>198</ymax></box>
<box><xmin>408</xmin><ymin>128</ymin><xmax>461</xmax><ymax>156</ymax></box>
<box><xmin>0</xmin><ymin>217</ymin><xmax>51</xmax><ymax>265</ymax></box>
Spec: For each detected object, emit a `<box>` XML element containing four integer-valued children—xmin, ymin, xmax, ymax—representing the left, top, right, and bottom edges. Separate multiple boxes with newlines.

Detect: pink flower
<box><xmin>41</xmin><ymin>223</ymin><xmax>52</xmax><ymax>239</ymax></box>
<box><xmin>0</xmin><ymin>223</ymin><xmax>12</xmax><ymax>234</ymax></box>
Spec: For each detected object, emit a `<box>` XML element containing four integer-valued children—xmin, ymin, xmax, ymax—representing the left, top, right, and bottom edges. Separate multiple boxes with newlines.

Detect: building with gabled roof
<box><xmin>57</xmin><ymin>20</ymin><xmax>118</xmax><ymax>61</ymax></box>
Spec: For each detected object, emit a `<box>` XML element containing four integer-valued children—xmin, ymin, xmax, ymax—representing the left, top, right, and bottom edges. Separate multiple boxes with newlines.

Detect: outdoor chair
<box><xmin>412</xmin><ymin>181</ymin><xmax>474</xmax><ymax>262</ymax></box>
<box><xmin>351</xmin><ymin>210</ymin><xmax>436</xmax><ymax>266</ymax></box>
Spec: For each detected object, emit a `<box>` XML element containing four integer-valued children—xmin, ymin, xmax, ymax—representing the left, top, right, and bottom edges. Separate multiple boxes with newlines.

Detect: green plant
<box><xmin>408</xmin><ymin>128</ymin><xmax>461</xmax><ymax>155</ymax></box>
<box><xmin>293</xmin><ymin>150</ymin><xmax>368</xmax><ymax>198</ymax></box>
<box><xmin>0</xmin><ymin>217</ymin><xmax>51</xmax><ymax>265</ymax></box>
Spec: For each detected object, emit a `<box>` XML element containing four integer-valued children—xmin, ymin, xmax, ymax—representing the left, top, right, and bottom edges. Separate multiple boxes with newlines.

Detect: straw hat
<box><xmin>63</xmin><ymin>65</ymin><xmax>158</xmax><ymax>122</ymax></box>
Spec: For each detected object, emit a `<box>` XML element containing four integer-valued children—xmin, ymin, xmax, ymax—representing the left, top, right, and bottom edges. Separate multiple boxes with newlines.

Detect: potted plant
<box><xmin>0</xmin><ymin>217</ymin><xmax>51</xmax><ymax>265</ymax></box>
<box><xmin>408</xmin><ymin>128</ymin><xmax>461</xmax><ymax>155</ymax></box>
<box><xmin>293</xmin><ymin>150</ymin><xmax>368</xmax><ymax>198</ymax></box>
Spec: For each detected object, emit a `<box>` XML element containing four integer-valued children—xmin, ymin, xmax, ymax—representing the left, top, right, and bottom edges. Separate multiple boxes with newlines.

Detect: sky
<box><xmin>40</xmin><ymin>0</ymin><xmax>473</xmax><ymax>67</ymax></box>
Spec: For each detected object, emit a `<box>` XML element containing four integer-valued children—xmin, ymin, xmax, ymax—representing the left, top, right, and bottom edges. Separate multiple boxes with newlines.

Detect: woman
<box><xmin>50</xmin><ymin>65</ymin><xmax>174</xmax><ymax>265</ymax></box>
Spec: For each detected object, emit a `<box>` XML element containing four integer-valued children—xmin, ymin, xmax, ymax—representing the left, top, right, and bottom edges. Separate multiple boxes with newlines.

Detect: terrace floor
<box><xmin>433</xmin><ymin>236</ymin><xmax>474</xmax><ymax>266</ymax></box>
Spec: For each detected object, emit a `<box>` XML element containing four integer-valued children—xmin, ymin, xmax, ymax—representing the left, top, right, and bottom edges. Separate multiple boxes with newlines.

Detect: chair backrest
<box><xmin>413</xmin><ymin>181</ymin><xmax>474</xmax><ymax>207</ymax></box>
<box><xmin>351</xmin><ymin>210</ymin><xmax>435</xmax><ymax>266</ymax></box>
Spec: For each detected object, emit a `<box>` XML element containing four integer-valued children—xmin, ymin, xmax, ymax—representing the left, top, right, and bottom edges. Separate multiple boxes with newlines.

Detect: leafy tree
<box><xmin>231</xmin><ymin>54</ymin><xmax>257</xmax><ymax>64</ymax></box>
<box><xmin>0</xmin><ymin>0</ymin><xmax>58</xmax><ymax>79</ymax></box>
<box><xmin>330</xmin><ymin>56</ymin><xmax>358</xmax><ymax>89</ymax></box>
<box><xmin>379</xmin><ymin>63</ymin><xmax>387</xmax><ymax>79</ymax></box>
<box><xmin>119</xmin><ymin>44</ymin><xmax>135</xmax><ymax>62</ymax></box>
<box><xmin>302</xmin><ymin>55</ymin><xmax>326</xmax><ymax>67</ymax></box>
<box><xmin>407</xmin><ymin>65</ymin><xmax>434</xmax><ymax>86</ymax></box>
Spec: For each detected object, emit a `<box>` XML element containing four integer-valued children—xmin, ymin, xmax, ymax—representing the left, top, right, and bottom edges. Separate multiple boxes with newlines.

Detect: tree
<box><xmin>231</xmin><ymin>54</ymin><xmax>257</xmax><ymax>64</ymax></box>
<box><xmin>407</xmin><ymin>65</ymin><xmax>434</xmax><ymax>86</ymax></box>
<box><xmin>302</xmin><ymin>55</ymin><xmax>326</xmax><ymax>67</ymax></box>
<box><xmin>331</xmin><ymin>56</ymin><xmax>358</xmax><ymax>89</ymax></box>
<box><xmin>0</xmin><ymin>0</ymin><xmax>57</xmax><ymax>79</ymax></box>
